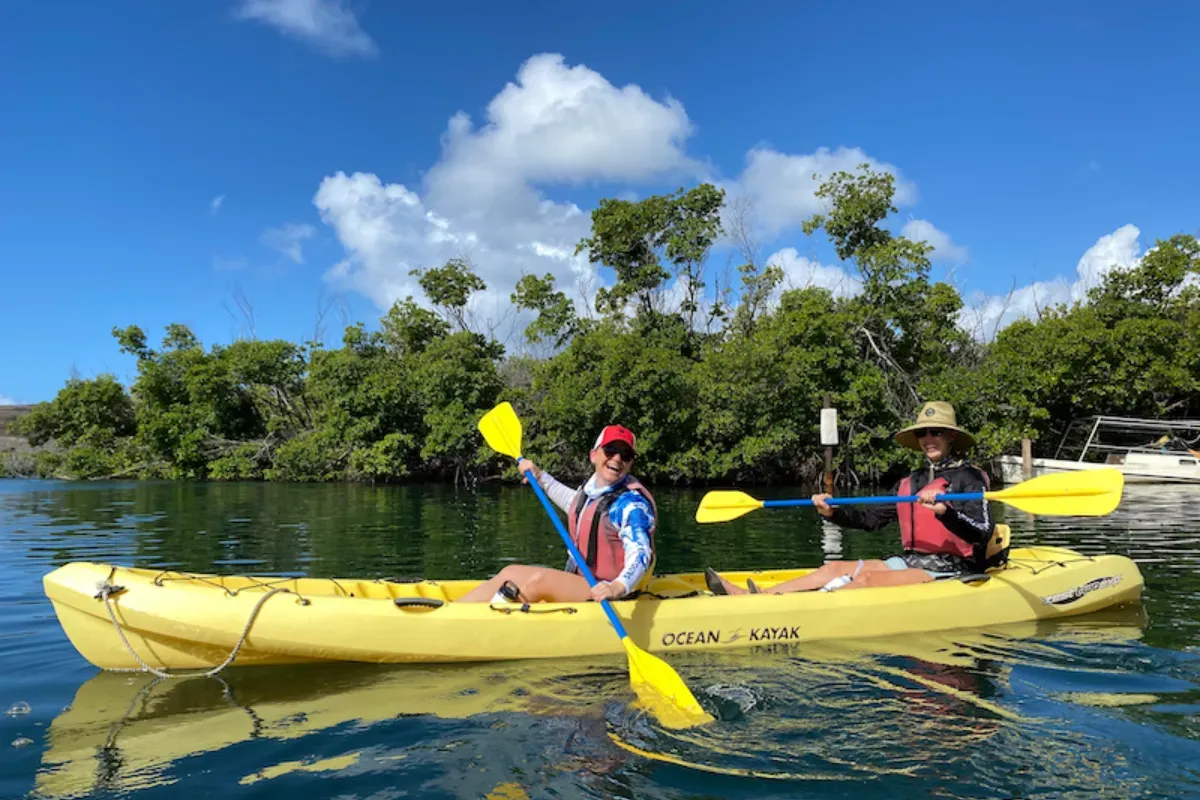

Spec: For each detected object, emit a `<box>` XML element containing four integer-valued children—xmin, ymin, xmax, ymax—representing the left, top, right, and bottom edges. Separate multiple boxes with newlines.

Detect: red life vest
<box><xmin>896</xmin><ymin>471</ymin><xmax>989</xmax><ymax>561</ymax></box>
<box><xmin>567</xmin><ymin>477</ymin><xmax>657</xmax><ymax>584</ymax></box>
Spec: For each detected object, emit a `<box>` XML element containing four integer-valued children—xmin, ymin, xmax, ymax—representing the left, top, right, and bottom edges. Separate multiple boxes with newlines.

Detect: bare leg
<box><xmin>837</xmin><ymin>567</ymin><xmax>933</xmax><ymax>590</ymax></box>
<box><xmin>760</xmin><ymin>560</ymin><xmax>892</xmax><ymax>593</ymax></box>
<box><xmin>709</xmin><ymin>560</ymin><xmax>893</xmax><ymax>596</ymax></box>
<box><xmin>457</xmin><ymin>564</ymin><xmax>594</xmax><ymax>603</ymax></box>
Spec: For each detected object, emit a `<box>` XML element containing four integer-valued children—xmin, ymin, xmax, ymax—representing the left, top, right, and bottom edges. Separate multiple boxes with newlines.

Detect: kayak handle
<box><xmin>393</xmin><ymin>597</ymin><xmax>444</xmax><ymax>609</ymax></box>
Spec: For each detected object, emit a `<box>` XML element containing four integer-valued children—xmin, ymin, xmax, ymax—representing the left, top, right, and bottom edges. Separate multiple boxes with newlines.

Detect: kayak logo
<box><xmin>660</xmin><ymin>625</ymin><xmax>802</xmax><ymax>647</ymax></box>
<box><xmin>1040</xmin><ymin>575</ymin><xmax>1122</xmax><ymax>606</ymax></box>
<box><xmin>749</xmin><ymin>626</ymin><xmax>801</xmax><ymax>641</ymax></box>
<box><xmin>661</xmin><ymin>630</ymin><xmax>721</xmax><ymax>646</ymax></box>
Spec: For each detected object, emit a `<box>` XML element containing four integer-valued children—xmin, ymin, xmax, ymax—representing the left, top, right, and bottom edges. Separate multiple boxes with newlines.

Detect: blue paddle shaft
<box><xmin>763</xmin><ymin>492</ymin><xmax>984</xmax><ymax>510</ymax></box>
<box><xmin>521</xmin><ymin>465</ymin><xmax>629</xmax><ymax>637</ymax></box>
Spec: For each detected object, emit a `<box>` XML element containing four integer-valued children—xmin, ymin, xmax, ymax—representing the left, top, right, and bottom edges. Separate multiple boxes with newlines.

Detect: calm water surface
<box><xmin>2</xmin><ymin>479</ymin><xmax>1200</xmax><ymax>799</ymax></box>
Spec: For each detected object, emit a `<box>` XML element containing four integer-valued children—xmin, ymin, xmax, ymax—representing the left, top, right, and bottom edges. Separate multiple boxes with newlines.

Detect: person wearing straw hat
<box><xmin>705</xmin><ymin>401</ymin><xmax>996</xmax><ymax>595</ymax></box>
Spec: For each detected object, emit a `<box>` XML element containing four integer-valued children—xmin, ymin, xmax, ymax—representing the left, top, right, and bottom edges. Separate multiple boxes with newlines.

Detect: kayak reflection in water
<box><xmin>706</xmin><ymin>401</ymin><xmax>1001</xmax><ymax>595</ymax></box>
<box><xmin>458</xmin><ymin>424</ymin><xmax>657</xmax><ymax>604</ymax></box>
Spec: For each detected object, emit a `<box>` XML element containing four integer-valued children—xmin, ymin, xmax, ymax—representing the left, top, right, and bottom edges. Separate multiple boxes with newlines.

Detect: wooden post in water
<box><xmin>820</xmin><ymin>394</ymin><xmax>837</xmax><ymax>494</ymax></box>
<box><xmin>1022</xmin><ymin>437</ymin><xmax>1033</xmax><ymax>479</ymax></box>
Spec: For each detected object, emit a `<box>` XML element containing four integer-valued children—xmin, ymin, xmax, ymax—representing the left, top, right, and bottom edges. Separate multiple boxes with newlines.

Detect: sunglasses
<box><xmin>915</xmin><ymin>428</ymin><xmax>949</xmax><ymax>438</ymax></box>
<box><xmin>601</xmin><ymin>443</ymin><xmax>635</xmax><ymax>462</ymax></box>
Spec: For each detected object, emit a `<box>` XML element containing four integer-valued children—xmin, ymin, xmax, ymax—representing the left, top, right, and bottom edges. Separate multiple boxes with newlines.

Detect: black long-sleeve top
<box><xmin>828</xmin><ymin>459</ymin><xmax>994</xmax><ymax>556</ymax></box>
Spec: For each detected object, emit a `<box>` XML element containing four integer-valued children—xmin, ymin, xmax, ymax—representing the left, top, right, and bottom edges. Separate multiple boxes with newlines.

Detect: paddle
<box><xmin>477</xmin><ymin>402</ymin><xmax>715</xmax><ymax>730</ymax></box>
<box><xmin>696</xmin><ymin>468</ymin><xmax>1125</xmax><ymax>524</ymax></box>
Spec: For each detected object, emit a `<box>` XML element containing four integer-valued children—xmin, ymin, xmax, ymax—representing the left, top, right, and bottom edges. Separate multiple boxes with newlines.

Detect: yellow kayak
<box><xmin>44</xmin><ymin>535</ymin><xmax>1144</xmax><ymax>672</ymax></box>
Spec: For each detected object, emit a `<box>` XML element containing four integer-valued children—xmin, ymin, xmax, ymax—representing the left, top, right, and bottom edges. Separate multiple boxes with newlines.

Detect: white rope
<box><xmin>96</xmin><ymin>580</ymin><xmax>290</xmax><ymax>678</ymax></box>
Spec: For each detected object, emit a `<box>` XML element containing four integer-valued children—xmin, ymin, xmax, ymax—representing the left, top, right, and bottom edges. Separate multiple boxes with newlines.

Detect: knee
<box><xmin>493</xmin><ymin>565</ymin><xmax>522</xmax><ymax>582</ymax></box>
<box><xmin>516</xmin><ymin>568</ymin><xmax>556</xmax><ymax>601</ymax></box>
<box><xmin>852</xmin><ymin>570</ymin><xmax>881</xmax><ymax>587</ymax></box>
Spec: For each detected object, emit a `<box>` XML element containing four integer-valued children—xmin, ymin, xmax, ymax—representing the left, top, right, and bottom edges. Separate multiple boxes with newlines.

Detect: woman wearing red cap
<box><xmin>458</xmin><ymin>424</ymin><xmax>657</xmax><ymax>604</ymax></box>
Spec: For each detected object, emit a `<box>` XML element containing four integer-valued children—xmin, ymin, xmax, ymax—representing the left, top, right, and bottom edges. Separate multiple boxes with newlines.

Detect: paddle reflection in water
<box><xmin>34</xmin><ymin>606</ymin><xmax>1200</xmax><ymax>800</ymax></box>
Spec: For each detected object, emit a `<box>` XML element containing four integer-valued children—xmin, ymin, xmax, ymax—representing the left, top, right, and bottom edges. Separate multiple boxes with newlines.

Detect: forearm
<box><xmin>612</xmin><ymin>498</ymin><xmax>654</xmax><ymax>595</ymax></box>
<box><xmin>941</xmin><ymin>499</ymin><xmax>992</xmax><ymax>545</ymax></box>
<box><xmin>536</xmin><ymin>471</ymin><xmax>576</xmax><ymax>514</ymax></box>
<box><xmin>614</xmin><ymin>525</ymin><xmax>652</xmax><ymax>594</ymax></box>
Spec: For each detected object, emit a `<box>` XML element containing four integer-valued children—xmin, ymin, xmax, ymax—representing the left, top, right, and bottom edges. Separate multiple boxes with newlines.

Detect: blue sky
<box><xmin>2</xmin><ymin>0</ymin><xmax>1198</xmax><ymax>404</ymax></box>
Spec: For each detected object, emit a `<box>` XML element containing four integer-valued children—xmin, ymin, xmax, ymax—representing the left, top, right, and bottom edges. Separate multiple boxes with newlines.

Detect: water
<box><xmin>2</xmin><ymin>479</ymin><xmax>1200</xmax><ymax>799</ymax></box>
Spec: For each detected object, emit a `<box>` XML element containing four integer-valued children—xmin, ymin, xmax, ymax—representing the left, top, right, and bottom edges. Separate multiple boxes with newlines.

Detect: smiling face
<box><xmin>590</xmin><ymin>442</ymin><xmax>634</xmax><ymax>487</ymax></box>
<box><xmin>914</xmin><ymin>427</ymin><xmax>957</xmax><ymax>462</ymax></box>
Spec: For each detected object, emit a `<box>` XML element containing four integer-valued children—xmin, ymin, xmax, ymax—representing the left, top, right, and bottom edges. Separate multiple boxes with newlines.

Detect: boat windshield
<box><xmin>1052</xmin><ymin>416</ymin><xmax>1200</xmax><ymax>462</ymax></box>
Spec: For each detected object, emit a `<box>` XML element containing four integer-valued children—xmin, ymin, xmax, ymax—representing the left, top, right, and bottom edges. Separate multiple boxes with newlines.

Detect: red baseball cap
<box><xmin>593</xmin><ymin>424</ymin><xmax>636</xmax><ymax>453</ymax></box>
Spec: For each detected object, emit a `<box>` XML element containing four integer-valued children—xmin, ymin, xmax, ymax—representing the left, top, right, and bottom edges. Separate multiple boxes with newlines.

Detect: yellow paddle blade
<box><xmin>695</xmin><ymin>490</ymin><xmax>764</xmax><ymax>523</ymax></box>
<box><xmin>622</xmin><ymin>637</ymin><xmax>715</xmax><ymax>730</ymax></box>
<box><xmin>477</xmin><ymin>402</ymin><xmax>523</xmax><ymax>460</ymax></box>
<box><xmin>987</xmin><ymin>468</ymin><xmax>1124</xmax><ymax>517</ymax></box>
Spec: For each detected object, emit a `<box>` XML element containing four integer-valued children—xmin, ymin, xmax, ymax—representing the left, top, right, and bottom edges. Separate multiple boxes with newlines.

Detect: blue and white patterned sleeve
<box><xmin>608</xmin><ymin>492</ymin><xmax>655</xmax><ymax>595</ymax></box>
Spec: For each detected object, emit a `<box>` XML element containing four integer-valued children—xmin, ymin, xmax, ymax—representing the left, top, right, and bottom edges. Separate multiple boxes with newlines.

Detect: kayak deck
<box><xmin>43</xmin><ymin>545</ymin><xmax>1145</xmax><ymax>671</ymax></box>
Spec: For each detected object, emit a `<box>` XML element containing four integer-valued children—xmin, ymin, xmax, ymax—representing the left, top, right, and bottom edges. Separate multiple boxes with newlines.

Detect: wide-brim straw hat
<box><xmin>894</xmin><ymin>401</ymin><xmax>977</xmax><ymax>453</ymax></box>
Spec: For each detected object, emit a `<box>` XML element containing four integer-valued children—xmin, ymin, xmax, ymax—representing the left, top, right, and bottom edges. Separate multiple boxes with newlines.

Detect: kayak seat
<box><xmin>943</xmin><ymin>524</ymin><xmax>1011</xmax><ymax>582</ymax></box>
<box><xmin>983</xmin><ymin>523</ymin><xmax>1011</xmax><ymax>570</ymax></box>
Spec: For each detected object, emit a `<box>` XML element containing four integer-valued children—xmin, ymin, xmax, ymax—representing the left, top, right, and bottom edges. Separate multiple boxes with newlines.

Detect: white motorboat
<box><xmin>994</xmin><ymin>415</ymin><xmax>1200</xmax><ymax>485</ymax></box>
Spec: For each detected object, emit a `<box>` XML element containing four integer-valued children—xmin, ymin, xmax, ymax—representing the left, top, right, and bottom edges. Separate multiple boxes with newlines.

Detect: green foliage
<box><xmin>209</xmin><ymin>443</ymin><xmax>268</xmax><ymax>481</ymax></box>
<box><xmin>801</xmin><ymin>164</ymin><xmax>968</xmax><ymax>402</ymax></box>
<box><xmin>14</xmin><ymin>375</ymin><xmax>136</xmax><ymax>447</ymax></box>
<box><xmin>20</xmin><ymin>175</ymin><xmax>1199</xmax><ymax>487</ymax></box>
<box><xmin>265</xmin><ymin>429</ymin><xmax>346</xmax><ymax>482</ymax></box>
<box><xmin>922</xmin><ymin>233</ymin><xmax>1200</xmax><ymax>457</ymax></box>
<box><xmin>732</xmin><ymin>261</ymin><xmax>785</xmax><ymax>335</ymax></box>
<box><xmin>577</xmin><ymin>184</ymin><xmax>725</xmax><ymax>322</ymax></box>
<box><xmin>380</xmin><ymin>300</ymin><xmax>450</xmax><ymax>356</ymax></box>
<box><xmin>347</xmin><ymin>432</ymin><xmax>418</xmax><ymax>482</ymax></box>
<box><xmin>512</xmin><ymin>273</ymin><xmax>578</xmax><ymax>348</ymax></box>
<box><xmin>409</xmin><ymin>258</ymin><xmax>486</xmax><ymax>331</ymax></box>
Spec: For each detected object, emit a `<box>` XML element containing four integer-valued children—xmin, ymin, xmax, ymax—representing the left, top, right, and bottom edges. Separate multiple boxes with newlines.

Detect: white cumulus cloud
<box><xmin>961</xmin><ymin>224</ymin><xmax>1143</xmax><ymax>340</ymax></box>
<box><xmin>766</xmin><ymin>247</ymin><xmax>863</xmax><ymax>300</ymax></box>
<box><xmin>235</xmin><ymin>0</ymin><xmax>377</xmax><ymax>58</ymax></box>
<box><xmin>425</xmin><ymin>53</ymin><xmax>696</xmax><ymax>212</ymax></box>
<box><xmin>308</xmin><ymin>52</ymin><xmax>968</xmax><ymax>349</ymax></box>
<box><xmin>314</xmin><ymin>53</ymin><xmax>703</xmax><ymax>334</ymax></box>
<box><xmin>901</xmin><ymin>218</ymin><xmax>968</xmax><ymax>265</ymax></box>
<box><xmin>261</xmin><ymin>222</ymin><xmax>316</xmax><ymax>264</ymax></box>
<box><xmin>210</xmin><ymin>194</ymin><xmax>225</xmax><ymax>215</ymax></box>
<box><xmin>733</xmin><ymin>146</ymin><xmax>918</xmax><ymax>238</ymax></box>
<box><xmin>1072</xmin><ymin>223</ymin><xmax>1142</xmax><ymax>296</ymax></box>
<box><xmin>0</xmin><ymin>393</ymin><xmax>17</xmax><ymax>406</ymax></box>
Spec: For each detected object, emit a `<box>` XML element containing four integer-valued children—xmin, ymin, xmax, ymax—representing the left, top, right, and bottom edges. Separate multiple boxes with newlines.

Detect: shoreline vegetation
<box><xmin>3</xmin><ymin>167</ymin><xmax>1198</xmax><ymax>487</ymax></box>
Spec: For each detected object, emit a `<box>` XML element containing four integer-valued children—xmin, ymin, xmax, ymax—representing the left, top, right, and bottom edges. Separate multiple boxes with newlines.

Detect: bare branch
<box><xmin>725</xmin><ymin>193</ymin><xmax>762</xmax><ymax>271</ymax></box>
<box><xmin>988</xmin><ymin>279</ymin><xmax>1018</xmax><ymax>343</ymax></box>
<box><xmin>311</xmin><ymin>285</ymin><xmax>337</xmax><ymax>345</ymax></box>
<box><xmin>858</xmin><ymin>325</ymin><xmax>920</xmax><ymax>405</ymax></box>
<box><xmin>223</xmin><ymin>283</ymin><xmax>257</xmax><ymax>341</ymax></box>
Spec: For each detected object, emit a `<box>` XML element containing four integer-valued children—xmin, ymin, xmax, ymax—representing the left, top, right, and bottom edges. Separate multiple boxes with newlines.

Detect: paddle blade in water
<box><xmin>695</xmin><ymin>490</ymin><xmax>764</xmax><ymax>524</ymax></box>
<box><xmin>622</xmin><ymin>637</ymin><xmax>715</xmax><ymax>729</ymax></box>
<box><xmin>478</xmin><ymin>402</ymin><xmax>523</xmax><ymax>460</ymax></box>
<box><xmin>987</xmin><ymin>468</ymin><xmax>1124</xmax><ymax>517</ymax></box>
